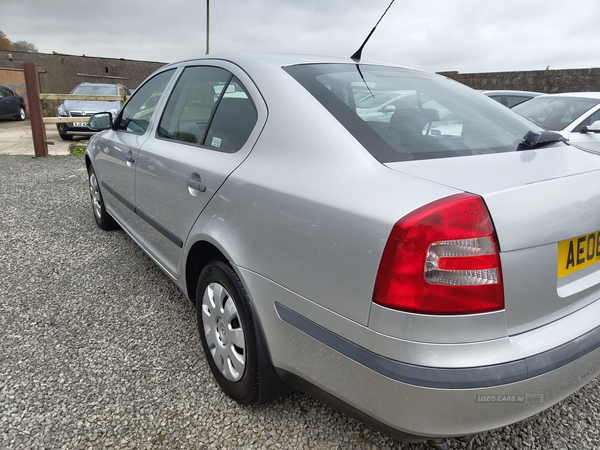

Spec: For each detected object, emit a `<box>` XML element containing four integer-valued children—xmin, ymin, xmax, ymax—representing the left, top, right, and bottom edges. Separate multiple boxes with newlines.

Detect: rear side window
<box><xmin>158</xmin><ymin>66</ymin><xmax>231</xmax><ymax>144</ymax></box>
<box><xmin>116</xmin><ymin>69</ymin><xmax>175</xmax><ymax>134</ymax></box>
<box><xmin>158</xmin><ymin>68</ymin><xmax>257</xmax><ymax>153</ymax></box>
<box><xmin>285</xmin><ymin>64</ymin><xmax>541</xmax><ymax>163</ymax></box>
<box><xmin>204</xmin><ymin>78</ymin><xmax>257</xmax><ymax>152</ymax></box>
<box><xmin>506</xmin><ymin>96</ymin><xmax>529</xmax><ymax>108</ymax></box>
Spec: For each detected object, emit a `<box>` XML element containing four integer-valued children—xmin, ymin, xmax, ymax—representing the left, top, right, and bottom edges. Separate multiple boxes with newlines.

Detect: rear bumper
<box><xmin>275</xmin><ymin>302</ymin><xmax>600</xmax><ymax>439</ymax></box>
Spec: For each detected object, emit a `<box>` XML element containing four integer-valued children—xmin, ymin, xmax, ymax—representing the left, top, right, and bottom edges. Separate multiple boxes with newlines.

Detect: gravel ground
<box><xmin>1</xmin><ymin>155</ymin><xmax>600</xmax><ymax>450</ymax></box>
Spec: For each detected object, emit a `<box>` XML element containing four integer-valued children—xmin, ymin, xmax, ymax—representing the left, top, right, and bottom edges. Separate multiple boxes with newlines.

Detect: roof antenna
<box><xmin>351</xmin><ymin>0</ymin><xmax>396</xmax><ymax>62</ymax></box>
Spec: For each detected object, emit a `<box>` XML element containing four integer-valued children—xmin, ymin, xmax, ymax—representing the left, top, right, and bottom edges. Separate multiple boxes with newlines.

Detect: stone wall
<box><xmin>438</xmin><ymin>68</ymin><xmax>600</xmax><ymax>93</ymax></box>
<box><xmin>0</xmin><ymin>51</ymin><xmax>166</xmax><ymax>115</ymax></box>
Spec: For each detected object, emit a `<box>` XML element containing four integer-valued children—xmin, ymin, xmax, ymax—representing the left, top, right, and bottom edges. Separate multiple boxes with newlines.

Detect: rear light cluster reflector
<box><xmin>425</xmin><ymin>237</ymin><xmax>500</xmax><ymax>286</ymax></box>
<box><xmin>373</xmin><ymin>193</ymin><xmax>504</xmax><ymax>315</ymax></box>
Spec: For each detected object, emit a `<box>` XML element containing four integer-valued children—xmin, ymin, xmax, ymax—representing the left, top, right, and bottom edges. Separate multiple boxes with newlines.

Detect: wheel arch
<box><xmin>184</xmin><ymin>237</ymin><xmax>291</xmax><ymax>403</ymax></box>
<box><xmin>185</xmin><ymin>239</ymin><xmax>230</xmax><ymax>305</ymax></box>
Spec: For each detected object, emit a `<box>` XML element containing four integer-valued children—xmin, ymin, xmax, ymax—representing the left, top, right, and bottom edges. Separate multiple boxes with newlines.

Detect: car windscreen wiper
<box><xmin>517</xmin><ymin>130</ymin><xmax>568</xmax><ymax>151</ymax></box>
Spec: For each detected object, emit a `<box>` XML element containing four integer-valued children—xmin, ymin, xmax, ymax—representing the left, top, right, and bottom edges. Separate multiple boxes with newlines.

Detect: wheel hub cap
<box><xmin>201</xmin><ymin>282</ymin><xmax>246</xmax><ymax>382</ymax></box>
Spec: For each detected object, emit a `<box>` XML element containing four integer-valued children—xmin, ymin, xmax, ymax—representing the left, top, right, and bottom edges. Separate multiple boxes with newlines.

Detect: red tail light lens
<box><xmin>373</xmin><ymin>193</ymin><xmax>504</xmax><ymax>315</ymax></box>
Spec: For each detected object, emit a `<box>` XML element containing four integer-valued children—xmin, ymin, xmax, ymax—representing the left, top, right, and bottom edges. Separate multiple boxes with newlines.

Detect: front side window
<box><xmin>285</xmin><ymin>64</ymin><xmax>542</xmax><ymax>162</ymax></box>
<box><xmin>513</xmin><ymin>96</ymin><xmax>600</xmax><ymax>131</ymax></box>
<box><xmin>116</xmin><ymin>69</ymin><xmax>175</xmax><ymax>134</ymax></box>
<box><xmin>574</xmin><ymin>108</ymin><xmax>600</xmax><ymax>131</ymax></box>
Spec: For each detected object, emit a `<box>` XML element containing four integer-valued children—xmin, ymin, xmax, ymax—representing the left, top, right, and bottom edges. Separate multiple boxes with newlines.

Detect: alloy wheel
<box><xmin>89</xmin><ymin>172</ymin><xmax>102</xmax><ymax>219</ymax></box>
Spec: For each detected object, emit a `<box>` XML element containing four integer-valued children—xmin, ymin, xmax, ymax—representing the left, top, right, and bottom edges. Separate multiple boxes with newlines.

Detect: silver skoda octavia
<box><xmin>85</xmin><ymin>53</ymin><xmax>600</xmax><ymax>443</ymax></box>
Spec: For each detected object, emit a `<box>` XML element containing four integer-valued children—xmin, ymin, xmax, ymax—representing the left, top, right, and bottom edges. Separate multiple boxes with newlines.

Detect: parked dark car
<box><xmin>56</xmin><ymin>82</ymin><xmax>130</xmax><ymax>140</ymax></box>
<box><xmin>0</xmin><ymin>85</ymin><xmax>26</xmax><ymax>121</ymax></box>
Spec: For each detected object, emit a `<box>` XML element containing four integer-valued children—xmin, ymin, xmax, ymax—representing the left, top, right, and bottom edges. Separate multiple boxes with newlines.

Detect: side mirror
<box><xmin>383</xmin><ymin>105</ymin><xmax>396</xmax><ymax>113</ymax></box>
<box><xmin>88</xmin><ymin>112</ymin><xmax>112</xmax><ymax>131</ymax></box>
<box><xmin>584</xmin><ymin>120</ymin><xmax>600</xmax><ymax>133</ymax></box>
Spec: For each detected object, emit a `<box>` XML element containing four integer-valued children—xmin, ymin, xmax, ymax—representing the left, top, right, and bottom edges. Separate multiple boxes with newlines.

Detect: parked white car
<box><xmin>513</xmin><ymin>92</ymin><xmax>600</xmax><ymax>152</ymax></box>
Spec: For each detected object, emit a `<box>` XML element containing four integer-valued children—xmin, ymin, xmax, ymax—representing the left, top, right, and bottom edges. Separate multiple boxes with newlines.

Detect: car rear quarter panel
<box><xmin>185</xmin><ymin>62</ymin><xmax>461</xmax><ymax>326</ymax></box>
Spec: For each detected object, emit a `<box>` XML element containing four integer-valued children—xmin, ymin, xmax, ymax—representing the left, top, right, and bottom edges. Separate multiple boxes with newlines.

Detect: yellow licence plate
<box><xmin>558</xmin><ymin>231</ymin><xmax>600</xmax><ymax>278</ymax></box>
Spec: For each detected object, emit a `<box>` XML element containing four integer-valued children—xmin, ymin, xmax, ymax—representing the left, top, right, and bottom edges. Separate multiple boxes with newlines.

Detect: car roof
<box><xmin>535</xmin><ymin>92</ymin><xmax>600</xmax><ymax>100</ymax></box>
<box><xmin>162</xmin><ymin>52</ymin><xmax>420</xmax><ymax>72</ymax></box>
<box><xmin>75</xmin><ymin>82</ymin><xmax>123</xmax><ymax>87</ymax></box>
<box><xmin>480</xmin><ymin>90</ymin><xmax>542</xmax><ymax>96</ymax></box>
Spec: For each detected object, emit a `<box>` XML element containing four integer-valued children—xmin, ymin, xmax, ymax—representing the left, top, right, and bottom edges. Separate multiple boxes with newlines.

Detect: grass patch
<box><xmin>69</xmin><ymin>145</ymin><xmax>86</xmax><ymax>156</ymax></box>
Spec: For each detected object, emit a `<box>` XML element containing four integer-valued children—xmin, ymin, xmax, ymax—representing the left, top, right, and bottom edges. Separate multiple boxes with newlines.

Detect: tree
<box><xmin>0</xmin><ymin>31</ymin><xmax>14</xmax><ymax>51</ymax></box>
<box><xmin>13</xmin><ymin>40</ymin><xmax>38</xmax><ymax>52</ymax></box>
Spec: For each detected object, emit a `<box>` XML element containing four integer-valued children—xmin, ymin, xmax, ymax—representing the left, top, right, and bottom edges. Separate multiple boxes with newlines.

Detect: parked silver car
<box><xmin>85</xmin><ymin>53</ymin><xmax>600</xmax><ymax>444</ymax></box>
<box><xmin>56</xmin><ymin>82</ymin><xmax>129</xmax><ymax>140</ymax></box>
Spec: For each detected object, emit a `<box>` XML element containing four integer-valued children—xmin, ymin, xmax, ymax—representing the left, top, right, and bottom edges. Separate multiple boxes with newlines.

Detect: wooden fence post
<box><xmin>23</xmin><ymin>62</ymin><xmax>47</xmax><ymax>158</ymax></box>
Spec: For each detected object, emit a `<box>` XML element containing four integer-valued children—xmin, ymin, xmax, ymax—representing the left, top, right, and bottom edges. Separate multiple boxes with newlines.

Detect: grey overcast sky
<box><xmin>1</xmin><ymin>0</ymin><xmax>599</xmax><ymax>73</ymax></box>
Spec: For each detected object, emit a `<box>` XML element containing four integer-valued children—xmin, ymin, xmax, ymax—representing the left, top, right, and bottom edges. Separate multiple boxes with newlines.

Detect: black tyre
<box><xmin>88</xmin><ymin>165</ymin><xmax>118</xmax><ymax>230</ymax></box>
<box><xmin>196</xmin><ymin>260</ymin><xmax>260</xmax><ymax>404</ymax></box>
<box><xmin>59</xmin><ymin>132</ymin><xmax>73</xmax><ymax>141</ymax></box>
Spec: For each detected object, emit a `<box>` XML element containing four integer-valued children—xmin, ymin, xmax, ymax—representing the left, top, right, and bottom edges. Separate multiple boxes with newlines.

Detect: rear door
<box><xmin>93</xmin><ymin>69</ymin><xmax>176</xmax><ymax>235</ymax></box>
<box><xmin>0</xmin><ymin>88</ymin><xmax>7</xmax><ymax>117</ymax></box>
<box><xmin>134</xmin><ymin>62</ymin><xmax>266</xmax><ymax>276</ymax></box>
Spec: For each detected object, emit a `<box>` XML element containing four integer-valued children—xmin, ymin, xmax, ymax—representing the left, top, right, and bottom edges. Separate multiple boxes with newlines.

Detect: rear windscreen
<box><xmin>284</xmin><ymin>64</ymin><xmax>542</xmax><ymax>162</ymax></box>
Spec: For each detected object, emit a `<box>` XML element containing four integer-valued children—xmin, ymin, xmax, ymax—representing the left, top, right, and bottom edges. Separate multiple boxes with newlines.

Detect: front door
<box><xmin>93</xmin><ymin>69</ymin><xmax>177</xmax><ymax>236</ymax></box>
<box><xmin>134</xmin><ymin>64</ymin><xmax>263</xmax><ymax>276</ymax></box>
<box><xmin>0</xmin><ymin>87</ymin><xmax>10</xmax><ymax>117</ymax></box>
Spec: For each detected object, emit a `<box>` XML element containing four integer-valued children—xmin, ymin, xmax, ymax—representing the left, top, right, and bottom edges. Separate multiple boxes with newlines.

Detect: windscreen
<box><xmin>71</xmin><ymin>85</ymin><xmax>118</xmax><ymax>96</ymax></box>
<box><xmin>285</xmin><ymin>64</ymin><xmax>542</xmax><ymax>162</ymax></box>
<box><xmin>512</xmin><ymin>96</ymin><xmax>600</xmax><ymax>131</ymax></box>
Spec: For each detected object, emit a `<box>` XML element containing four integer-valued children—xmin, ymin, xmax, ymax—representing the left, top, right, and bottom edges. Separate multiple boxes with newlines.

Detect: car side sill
<box><xmin>275</xmin><ymin>302</ymin><xmax>600</xmax><ymax>389</ymax></box>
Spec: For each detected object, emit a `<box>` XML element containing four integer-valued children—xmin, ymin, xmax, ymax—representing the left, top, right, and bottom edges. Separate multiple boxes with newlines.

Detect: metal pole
<box><xmin>206</xmin><ymin>0</ymin><xmax>210</xmax><ymax>54</ymax></box>
<box><xmin>23</xmin><ymin>62</ymin><xmax>47</xmax><ymax>158</ymax></box>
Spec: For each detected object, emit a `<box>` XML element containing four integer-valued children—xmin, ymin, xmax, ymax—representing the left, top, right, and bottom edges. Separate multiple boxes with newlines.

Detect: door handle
<box><xmin>186</xmin><ymin>178</ymin><xmax>206</xmax><ymax>192</ymax></box>
<box><xmin>126</xmin><ymin>154</ymin><xmax>135</xmax><ymax>163</ymax></box>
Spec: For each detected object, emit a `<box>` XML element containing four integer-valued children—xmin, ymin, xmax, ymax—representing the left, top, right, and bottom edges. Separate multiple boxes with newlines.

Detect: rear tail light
<box><xmin>373</xmin><ymin>193</ymin><xmax>504</xmax><ymax>315</ymax></box>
